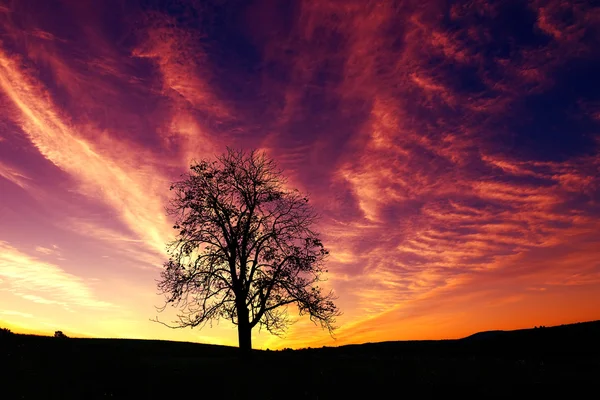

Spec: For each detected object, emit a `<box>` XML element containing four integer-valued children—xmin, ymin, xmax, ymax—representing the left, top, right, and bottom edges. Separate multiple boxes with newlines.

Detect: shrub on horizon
<box><xmin>0</xmin><ymin>327</ymin><xmax>13</xmax><ymax>337</ymax></box>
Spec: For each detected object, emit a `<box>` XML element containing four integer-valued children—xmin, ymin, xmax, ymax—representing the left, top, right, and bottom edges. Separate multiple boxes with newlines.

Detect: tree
<box><xmin>155</xmin><ymin>148</ymin><xmax>340</xmax><ymax>353</ymax></box>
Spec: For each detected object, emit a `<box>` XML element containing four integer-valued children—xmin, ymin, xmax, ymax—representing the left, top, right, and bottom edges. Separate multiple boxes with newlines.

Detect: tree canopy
<box><xmin>156</xmin><ymin>148</ymin><xmax>340</xmax><ymax>351</ymax></box>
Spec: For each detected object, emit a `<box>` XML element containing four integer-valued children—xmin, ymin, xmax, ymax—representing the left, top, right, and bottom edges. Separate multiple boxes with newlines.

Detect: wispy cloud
<box><xmin>0</xmin><ymin>160</ymin><xmax>30</xmax><ymax>189</ymax></box>
<box><xmin>35</xmin><ymin>244</ymin><xmax>61</xmax><ymax>257</ymax></box>
<box><xmin>0</xmin><ymin>47</ymin><xmax>172</xmax><ymax>256</ymax></box>
<box><xmin>0</xmin><ymin>310</ymin><xmax>34</xmax><ymax>319</ymax></box>
<box><xmin>0</xmin><ymin>241</ymin><xmax>112</xmax><ymax>309</ymax></box>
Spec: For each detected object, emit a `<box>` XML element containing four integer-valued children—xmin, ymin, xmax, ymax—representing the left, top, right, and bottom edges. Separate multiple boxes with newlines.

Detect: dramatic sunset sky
<box><xmin>0</xmin><ymin>0</ymin><xmax>599</xmax><ymax>349</ymax></box>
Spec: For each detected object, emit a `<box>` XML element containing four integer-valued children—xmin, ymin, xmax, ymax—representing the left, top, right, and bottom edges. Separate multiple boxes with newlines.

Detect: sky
<box><xmin>0</xmin><ymin>0</ymin><xmax>599</xmax><ymax>349</ymax></box>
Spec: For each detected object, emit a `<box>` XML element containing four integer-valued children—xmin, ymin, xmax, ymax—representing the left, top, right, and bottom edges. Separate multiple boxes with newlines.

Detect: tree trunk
<box><xmin>237</xmin><ymin>304</ymin><xmax>252</xmax><ymax>355</ymax></box>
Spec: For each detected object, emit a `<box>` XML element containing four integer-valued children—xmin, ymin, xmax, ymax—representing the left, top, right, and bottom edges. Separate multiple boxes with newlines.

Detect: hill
<box><xmin>1</xmin><ymin>320</ymin><xmax>599</xmax><ymax>398</ymax></box>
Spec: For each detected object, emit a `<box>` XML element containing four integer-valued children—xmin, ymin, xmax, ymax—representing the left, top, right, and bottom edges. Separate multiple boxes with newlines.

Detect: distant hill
<box><xmin>463</xmin><ymin>329</ymin><xmax>506</xmax><ymax>340</ymax></box>
<box><xmin>0</xmin><ymin>332</ymin><xmax>241</xmax><ymax>358</ymax></box>
<box><xmin>464</xmin><ymin>320</ymin><xmax>600</xmax><ymax>341</ymax></box>
<box><xmin>320</xmin><ymin>320</ymin><xmax>600</xmax><ymax>357</ymax></box>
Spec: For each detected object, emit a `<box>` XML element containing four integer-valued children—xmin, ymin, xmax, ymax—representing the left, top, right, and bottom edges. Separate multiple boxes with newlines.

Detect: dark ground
<box><xmin>1</xmin><ymin>320</ymin><xmax>599</xmax><ymax>399</ymax></box>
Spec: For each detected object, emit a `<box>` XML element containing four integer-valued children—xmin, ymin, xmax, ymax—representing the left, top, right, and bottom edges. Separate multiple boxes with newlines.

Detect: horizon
<box><xmin>1</xmin><ymin>0</ymin><xmax>600</xmax><ymax>350</ymax></box>
<box><xmin>5</xmin><ymin>318</ymin><xmax>599</xmax><ymax>349</ymax></box>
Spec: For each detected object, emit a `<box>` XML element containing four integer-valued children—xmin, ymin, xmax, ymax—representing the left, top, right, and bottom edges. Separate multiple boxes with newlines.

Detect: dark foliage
<box><xmin>155</xmin><ymin>148</ymin><xmax>340</xmax><ymax>351</ymax></box>
<box><xmin>0</xmin><ymin>327</ymin><xmax>13</xmax><ymax>338</ymax></box>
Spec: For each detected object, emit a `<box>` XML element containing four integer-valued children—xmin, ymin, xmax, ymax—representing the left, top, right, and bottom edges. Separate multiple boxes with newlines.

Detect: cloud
<box><xmin>0</xmin><ymin>241</ymin><xmax>112</xmax><ymax>309</ymax></box>
<box><xmin>132</xmin><ymin>10</ymin><xmax>231</xmax><ymax>164</ymax></box>
<box><xmin>0</xmin><ymin>310</ymin><xmax>34</xmax><ymax>318</ymax></box>
<box><xmin>133</xmin><ymin>13</ymin><xmax>229</xmax><ymax>119</ymax></box>
<box><xmin>62</xmin><ymin>217</ymin><xmax>164</xmax><ymax>270</ymax></box>
<box><xmin>0</xmin><ymin>47</ymin><xmax>173</xmax><ymax>256</ymax></box>
<box><xmin>0</xmin><ymin>160</ymin><xmax>30</xmax><ymax>189</ymax></box>
<box><xmin>35</xmin><ymin>244</ymin><xmax>61</xmax><ymax>257</ymax></box>
<box><xmin>254</xmin><ymin>0</ymin><xmax>600</xmax><ymax>345</ymax></box>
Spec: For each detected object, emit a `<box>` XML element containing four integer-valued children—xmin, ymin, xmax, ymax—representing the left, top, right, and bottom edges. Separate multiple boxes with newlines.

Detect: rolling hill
<box><xmin>2</xmin><ymin>320</ymin><xmax>599</xmax><ymax>398</ymax></box>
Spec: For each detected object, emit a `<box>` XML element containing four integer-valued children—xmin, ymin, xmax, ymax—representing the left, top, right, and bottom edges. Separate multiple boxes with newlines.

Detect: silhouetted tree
<box><xmin>155</xmin><ymin>148</ymin><xmax>340</xmax><ymax>353</ymax></box>
<box><xmin>54</xmin><ymin>331</ymin><xmax>67</xmax><ymax>338</ymax></box>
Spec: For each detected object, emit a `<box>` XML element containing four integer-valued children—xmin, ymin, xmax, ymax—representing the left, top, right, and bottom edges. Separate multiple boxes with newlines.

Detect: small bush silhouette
<box><xmin>0</xmin><ymin>327</ymin><xmax>13</xmax><ymax>337</ymax></box>
<box><xmin>54</xmin><ymin>331</ymin><xmax>68</xmax><ymax>338</ymax></box>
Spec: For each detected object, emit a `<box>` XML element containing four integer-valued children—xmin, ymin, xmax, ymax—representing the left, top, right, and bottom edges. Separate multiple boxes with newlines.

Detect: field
<box><xmin>2</xmin><ymin>320</ymin><xmax>599</xmax><ymax>399</ymax></box>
